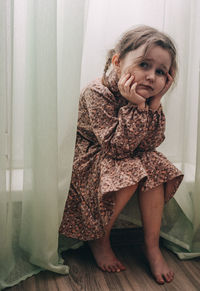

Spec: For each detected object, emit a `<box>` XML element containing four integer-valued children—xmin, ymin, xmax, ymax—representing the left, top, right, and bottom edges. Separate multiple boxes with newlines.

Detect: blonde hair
<box><xmin>102</xmin><ymin>25</ymin><xmax>177</xmax><ymax>85</ymax></box>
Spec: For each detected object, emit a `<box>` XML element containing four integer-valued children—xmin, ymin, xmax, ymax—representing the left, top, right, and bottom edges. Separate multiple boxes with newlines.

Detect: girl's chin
<box><xmin>136</xmin><ymin>89</ymin><xmax>151</xmax><ymax>99</ymax></box>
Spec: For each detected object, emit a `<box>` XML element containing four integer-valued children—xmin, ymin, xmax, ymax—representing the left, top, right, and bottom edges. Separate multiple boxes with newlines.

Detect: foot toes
<box><xmin>106</xmin><ymin>264</ymin><xmax>117</xmax><ymax>273</ymax></box>
<box><xmin>102</xmin><ymin>264</ymin><xmax>111</xmax><ymax>272</ymax></box>
<box><xmin>165</xmin><ymin>274</ymin><xmax>171</xmax><ymax>282</ymax></box>
<box><xmin>116</xmin><ymin>263</ymin><xmax>123</xmax><ymax>272</ymax></box>
<box><xmin>100</xmin><ymin>264</ymin><xmax>106</xmax><ymax>272</ymax></box>
<box><xmin>114</xmin><ymin>264</ymin><xmax>120</xmax><ymax>272</ymax></box>
<box><xmin>155</xmin><ymin>274</ymin><xmax>165</xmax><ymax>284</ymax></box>
<box><xmin>106</xmin><ymin>265</ymin><xmax>112</xmax><ymax>272</ymax></box>
<box><xmin>103</xmin><ymin>262</ymin><xmax>125</xmax><ymax>273</ymax></box>
<box><xmin>113</xmin><ymin>262</ymin><xmax>123</xmax><ymax>272</ymax></box>
<box><xmin>117</xmin><ymin>263</ymin><xmax>125</xmax><ymax>271</ymax></box>
<box><xmin>110</xmin><ymin>264</ymin><xmax>117</xmax><ymax>272</ymax></box>
<box><xmin>165</xmin><ymin>272</ymin><xmax>174</xmax><ymax>282</ymax></box>
<box><xmin>99</xmin><ymin>261</ymin><xmax>125</xmax><ymax>273</ymax></box>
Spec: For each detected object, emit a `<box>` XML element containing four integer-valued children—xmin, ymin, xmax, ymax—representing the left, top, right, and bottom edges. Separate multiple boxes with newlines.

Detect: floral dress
<box><xmin>59</xmin><ymin>69</ymin><xmax>184</xmax><ymax>241</ymax></box>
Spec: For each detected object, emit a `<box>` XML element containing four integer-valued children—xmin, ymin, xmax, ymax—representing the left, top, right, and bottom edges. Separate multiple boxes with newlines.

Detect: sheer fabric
<box><xmin>0</xmin><ymin>0</ymin><xmax>200</xmax><ymax>290</ymax></box>
<box><xmin>0</xmin><ymin>0</ymin><xmax>85</xmax><ymax>289</ymax></box>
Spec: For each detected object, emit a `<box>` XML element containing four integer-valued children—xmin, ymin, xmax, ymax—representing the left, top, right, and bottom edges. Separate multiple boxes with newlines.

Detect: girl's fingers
<box><xmin>118</xmin><ymin>73</ymin><xmax>145</xmax><ymax>104</ymax></box>
<box><xmin>155</xmin><ymin>72</ymin><xmax>174</xmax><ymax>99</ymax></box>
<box><xmin>124</xmin><ymin>75</ymin><xmax>134</xmax><ymax>89</ymax></box>
<box><xmin>130</xmin><ymin>82</ymin><xmax>146</xmax><ymax>103</ymax></box>
<box><xmin>131</xmin><ymin>82</ymin><xmax>143</xmax><ymax>98</ymax></box>
<box><xmin>118</xmin><ymin>73</ymin><xmax>134</xmax><ymax>92</ymax></box>
<box><xmin>167</xmin><ymin>72</ymin><xmax>174</xmax><ymax>85</ymax></box>
<box><xmin>119</xmin><ymin>72</ymin><xmax>134</xmax><ymax>85</ymax></box>
<box><xmin>164</xmin><ymin>73</ymin><xmax>174</xmax><ymax>91</ymax></box>
<box><xmin>169</xmin><ymin>67</ymin><xmax>176</xmax><ymax>79</ymax></box>
<box><xmin>130</xmin><ymin>81</ymin><xmax>137</xmax><ymax>91</ymax></box>
<box><xmin>118</xmin><ymin>73</ymin><xmax>131</xmax><ymax>85</ymax></box>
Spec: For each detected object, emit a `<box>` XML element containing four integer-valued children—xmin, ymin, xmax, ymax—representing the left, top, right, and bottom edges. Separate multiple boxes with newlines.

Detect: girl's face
<box><xmin>113</xmin><ymin>45</ymin><xmax>172</xmax><ymax>98</ymax></box>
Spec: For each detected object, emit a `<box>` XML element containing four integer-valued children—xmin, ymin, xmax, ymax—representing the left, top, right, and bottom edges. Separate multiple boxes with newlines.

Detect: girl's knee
<box><xmin>127</xmin><ymin>183</ymin><xmax>139</xmax><ymax>190</ymax></box>
<box><xmin>122</xmin><ymin>183</ymin><xmax>139</xmax><ymax>196</ymax></box>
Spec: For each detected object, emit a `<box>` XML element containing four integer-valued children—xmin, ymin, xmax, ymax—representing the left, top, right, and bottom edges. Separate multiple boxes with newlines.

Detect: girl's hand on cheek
<box><xmin>118</xmin><ymin>73</ymin><xmax>146</xmax><ymax>106</ymax></box>
<box><xmin>151</xmin><ymin>72</ymin><xmax>174</xmax><ymax>102</ymax></box>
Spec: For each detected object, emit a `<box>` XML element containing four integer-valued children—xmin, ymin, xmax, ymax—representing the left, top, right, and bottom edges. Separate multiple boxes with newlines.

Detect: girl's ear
<box><xmin>112</xmin><ymin>54</ymin><xmax>121</xmax><ymax>68</ymax></box>
<box><xmin>112</xmin><ymin>54</ymin><xmax>122</xmax><ymax>77</ymax></box>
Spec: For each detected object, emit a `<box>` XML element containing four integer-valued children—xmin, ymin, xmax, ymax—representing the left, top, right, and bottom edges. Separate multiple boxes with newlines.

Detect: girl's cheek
<box><xmin>163</xmin><ymin>74</ymin><xmax>168</xmax><ymax>82</ymax></box>
<box><xmin>161</xmin><ymin>79</ymin><xmax>167</xmax><ymax>90</ymax></box>
<box><xmin>124</xmin><ymin>68</ymin><xmax>134</xmax><ymax>75</ymax></box>
<box><xmin>125</xmin><ymin>64</ymin><xmax>138</xmax><ymax>74</ymax></box>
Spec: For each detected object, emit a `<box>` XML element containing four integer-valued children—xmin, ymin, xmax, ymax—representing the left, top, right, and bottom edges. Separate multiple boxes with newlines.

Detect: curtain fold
<box><xmin>159</xmin><ymin>0</ymin><xmax>200</xmax><ymax>258</ymax></box>
<box><xmin>0</xmin><ymin>0</ymin><xmax>85</xmax><ymax>289</ymax></box>
<box><xmin>0</xmin><ymin>0</ymin><xmax>200</xmax><ymax>290</ymax></box>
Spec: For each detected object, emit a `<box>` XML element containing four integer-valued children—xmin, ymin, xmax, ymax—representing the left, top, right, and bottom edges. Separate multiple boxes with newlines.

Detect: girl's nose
<box><xmin>146</xmin><ymin>70</ymin><xmax>155</xmax><ymax>82</ymax></box>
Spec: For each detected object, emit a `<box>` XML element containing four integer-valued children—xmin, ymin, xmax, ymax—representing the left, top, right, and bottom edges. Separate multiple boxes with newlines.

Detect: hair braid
<box><xmin>102</xmin><ymin>48</ymin><xmax>115</xmax><ymax>86</ymax></box>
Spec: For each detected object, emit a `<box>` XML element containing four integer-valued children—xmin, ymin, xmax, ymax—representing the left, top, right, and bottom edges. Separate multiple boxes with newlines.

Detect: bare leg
<box><xmin>88</xmin><ymin>183</ymin><xmax>138</xmax><ymax>273</ymax></box>
<box><xmin>138</xmin><ymin>183</ymin><xmax>174</xmax><ymax>284</ymax></box>
<box><xmin>164</xmin><ymin>177</ymin><xmax>181</xmax><ymax>203</ymax></box>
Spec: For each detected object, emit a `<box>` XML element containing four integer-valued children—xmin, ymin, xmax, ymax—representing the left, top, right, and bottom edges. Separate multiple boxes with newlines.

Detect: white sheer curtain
<box><xmin>0</xmin><ymin>0</ymin><xmax>200</xmax><ymax>290</ymax></box>
<box><xmin>0</xmin><ymin>0</ymin><xmax>85</xmax><ymax>289</ymax></box>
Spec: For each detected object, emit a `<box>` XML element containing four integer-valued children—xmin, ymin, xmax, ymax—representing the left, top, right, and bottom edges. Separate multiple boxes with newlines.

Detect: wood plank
<box><xmin>161</xmin><ymin>248</ymin><xmax>200</xmax><ymax>291</ymax></box>
<box><xmin>6</xmin><ymin>231</ymin><xmax>200</xmax><ymax>291</ymax></box>
<box><xmin>116</xmin><ymin>245</ymin><xmax>167</xmax><ymax>290</ymax></box>
<box><xmin>62</xmin><ymin>246</ymin><xmax>109</xmax><ymax>291</ymax></box>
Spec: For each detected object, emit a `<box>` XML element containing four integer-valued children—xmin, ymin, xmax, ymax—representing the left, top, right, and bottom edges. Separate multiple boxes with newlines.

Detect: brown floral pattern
<box><xmin>59</xmin><ymin>69</ymin><xmax>184</xmax><ymax>241</ymax></box>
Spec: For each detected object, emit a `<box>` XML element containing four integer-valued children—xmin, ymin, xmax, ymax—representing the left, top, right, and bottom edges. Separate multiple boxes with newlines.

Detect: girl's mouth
<box><xmin>138</xmin><ymin>84</ymin><xmax>153</xmax><ymax>91</ymax></box>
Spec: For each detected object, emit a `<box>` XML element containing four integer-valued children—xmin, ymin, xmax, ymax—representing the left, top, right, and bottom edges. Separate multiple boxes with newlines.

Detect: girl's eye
<box><xmin>156</xmin><ymin>69</ymin><xmax>166</xmax><ymax>76</ymax></box>
<box><xmin>139</xmin><ymin>62</ymin><xmax>149</xmax><ymax>69</ymax></box>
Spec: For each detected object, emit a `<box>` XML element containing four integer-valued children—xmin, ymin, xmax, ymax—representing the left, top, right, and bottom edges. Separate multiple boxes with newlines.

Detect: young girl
<box><xmin>59</xmin><ymin>25</ymin><xmax>184</xmax><ymax>285</ymax></box>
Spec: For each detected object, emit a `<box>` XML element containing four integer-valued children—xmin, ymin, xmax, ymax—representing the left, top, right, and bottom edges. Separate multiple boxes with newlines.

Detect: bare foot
<box><xmin>88</xmin><ymin>238</ymin><xmax>126</xmax><ymax>273</ymax></box>
<box><xmin>142</xmin><ymin>245</ymin><xmax>174</xmax><ymax>284</ymax></box>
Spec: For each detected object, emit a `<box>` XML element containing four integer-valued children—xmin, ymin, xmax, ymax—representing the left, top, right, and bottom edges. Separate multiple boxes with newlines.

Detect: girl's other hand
<box><xmin>148</xmin><ymin>71</ymin><xmax>174</xmax><ymax>111</ymax></box>
<box><xmin>118</xmin><ymin>73</ymin><xmax>146</xmax><ymax>105</ymax></box>
<box><xmin>151</xmin><ymin>71</ymin><xmax>174</xmax><ymax>101</ymax></box>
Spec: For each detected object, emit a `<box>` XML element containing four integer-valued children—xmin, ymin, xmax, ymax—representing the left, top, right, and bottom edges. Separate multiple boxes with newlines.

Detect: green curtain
<box><xmin>0</xmin><ymin>0</ymin><xmax>85</xmax><ymax>289</ymax></box>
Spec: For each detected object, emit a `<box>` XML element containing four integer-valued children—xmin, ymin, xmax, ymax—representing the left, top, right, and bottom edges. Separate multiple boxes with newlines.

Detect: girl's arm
<box><xmin>82</xmin><ymin>86</ymin><xmax>149</xmax><ymax>159</ymax></box>
<box><xmin>135</xmin><ymin>73</ymin><xmax>173</xmax><ymax>151</ymax></box>
<box><xmin>132</xmin><ymin>72</ymin><xmax>173</xmax><ymax>151</ymax></box>
<box><xmin>136</xmin><ymin>104</ymin><xmax>166</xmax><ymax>151</ymax></box>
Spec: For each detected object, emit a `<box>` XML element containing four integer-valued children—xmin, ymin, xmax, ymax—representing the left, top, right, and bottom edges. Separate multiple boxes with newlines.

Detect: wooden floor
<box><xmin>7</xmin><ymin>228</ymin><xmax>200</xmax><ymax>291</ymax></box>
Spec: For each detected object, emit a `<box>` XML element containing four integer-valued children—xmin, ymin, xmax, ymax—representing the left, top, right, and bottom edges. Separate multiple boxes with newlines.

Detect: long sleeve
<box><xmin>137</xmin><ymin>104</ymin><xmax>166</xmax><ymax>151</ymax></box>
<box><xmin>80</xmin><ymin>86</ymin><xmax>150</xmax><ymax>159</ymax></box>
